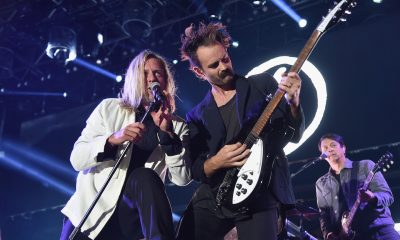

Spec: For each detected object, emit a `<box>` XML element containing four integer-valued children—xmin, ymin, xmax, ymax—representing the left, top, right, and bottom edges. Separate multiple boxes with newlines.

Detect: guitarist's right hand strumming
<box><xmin>204</xmin><ymin>143</ymin><xmax>250</xmax><ymax>177</ymax></box>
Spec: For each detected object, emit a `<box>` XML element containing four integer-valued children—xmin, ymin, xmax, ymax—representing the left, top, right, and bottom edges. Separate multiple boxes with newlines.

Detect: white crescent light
<box><xmin>246</xmin><ymin>56</ymin><xmax>327</xmax><ymax>155</ymax></box>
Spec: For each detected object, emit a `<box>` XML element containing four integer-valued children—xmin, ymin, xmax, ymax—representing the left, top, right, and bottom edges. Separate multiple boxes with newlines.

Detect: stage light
<box><xmin>298</xmin><ymin>19</ymin><xmax>307</xmax><ymax>28</ymax></box>
<box><xmin>122</xmin><ymin>0</ymin><xmax>154</xmax><ymax>38</ymax></box>
<box><xmin>97</xmin><ymin>33</ymin><xmax>104</xmax><ymax>45</ymax></box>
<box><xmin>232</xmin><ymin>41</ymin><xmax>239</xmax><ymax>48</ymax></box>
<box><xmin>270</xmin><ymin>0</ymin><xmax>307</xmax><ymax>28</ymax></box>
<box><xmin>0</xmin><ymin>89</ymin><xmax>67</xmax><ymax>97</ymax></box>
<box><xmin>63</xmin><ymin>92</ymin><xmax>68</xmax><ymax>98</ymax></box>
<box><xmin>373</xmin><ymin>0</ymin><xmax>382</xmax><ymax>3</ymax></box>
<box><xmin>46</xmin><ymin>27</ymin><xmax>77</xmax><ymax>63</ymax></box>
<box><xmin>73</xmin><ymin>58</ymin><xmax>119</xmax><ymax>81</ymax></box>
<box><xmin>253</xmin><ymin>1</ymin><xmax>261</xmax><ymax>5</ymax></box>
<box><xmin>116</xmin><ymin>75</ymin><xmax>123</xmax><ymax>82</ymax></box>
<box><xmin>246</xmin><ymin>56</ymin><xmax>327</xmax><ymax>155</ymax></box>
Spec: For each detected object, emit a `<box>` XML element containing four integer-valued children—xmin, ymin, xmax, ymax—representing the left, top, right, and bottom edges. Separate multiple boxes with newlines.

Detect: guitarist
<box><xmin>176</xmin><ymin>22</ymin><xmax>305</xmax><ymax>240</ymax></box>
<box><xmin>316</xmin><ymin>133</ymin><xmax>399</xmax><ymax>240</ymax></box>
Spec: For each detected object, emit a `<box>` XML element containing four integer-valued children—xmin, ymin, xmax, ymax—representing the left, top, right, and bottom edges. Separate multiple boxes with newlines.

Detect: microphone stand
<box><xmin>290</xmin><ymin>157</ymin><xmax>322</xmax><ymax>179</ymax></box>
<box><xmin>69</xmin><ymin>100</ymin><xmax>160</xmax><ymax>240</ymax></box>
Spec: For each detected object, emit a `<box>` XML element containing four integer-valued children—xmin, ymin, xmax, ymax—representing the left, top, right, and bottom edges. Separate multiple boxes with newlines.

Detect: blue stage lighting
<box><xmin>0</xmin><ymin>153</ymin><xmax>74</xmax><ymax>195</ymax></box>
<box><xmin>73</xmin><ymin>58</ymin><xmax>119</xmax><ymax>81</ymax></box>
<box><xmin>116</xmin><ymin>75</ymin><xmax>123</xmax><ymax>82</ymax></box>
<box><xmin>271</xmin><ymin>0</ymin><xmax>307</xmax><ymax>27</ymax></box>
<box><xmin>3</xmin><ymin>140</ymin><xmax>76</xmax><ymax>179</ymax></box>
<box><xmin>0</xmin><ymin>89</ymin><xmax>67</xmax><ymax>97</ymax></box>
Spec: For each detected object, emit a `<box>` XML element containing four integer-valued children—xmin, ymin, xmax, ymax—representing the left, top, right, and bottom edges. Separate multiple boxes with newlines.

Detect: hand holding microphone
<box><xmin>149</xmin><ymin>82</ymin><xmax>166</xmax><ymax>104</ymax></box>
<box><xmin>148</xmin><ymin>82</ymin><xmax>173</xmax><ymax>133</ymax></box>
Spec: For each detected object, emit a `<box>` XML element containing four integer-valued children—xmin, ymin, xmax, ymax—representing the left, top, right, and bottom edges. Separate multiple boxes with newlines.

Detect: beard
<box><xmin>220</xmin><ymin>69</ymin><xmax>234</xmax><ymax>79</ymax></box>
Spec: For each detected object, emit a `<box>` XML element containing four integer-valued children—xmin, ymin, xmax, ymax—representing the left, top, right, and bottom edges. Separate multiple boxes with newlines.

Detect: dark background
<box><xmin>0</xmin><ymin>0</ymin><xmax>399</xmax><ymax>239</ymax></box>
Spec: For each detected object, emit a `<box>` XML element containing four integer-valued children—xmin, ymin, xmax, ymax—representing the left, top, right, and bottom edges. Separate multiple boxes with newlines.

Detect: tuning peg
<box><xmin>390</xmin><ymin>160</ymin><xmax>394</xmax><ymax>165</ymax></box>
<box><xmin>340</xmin><ymin>18</ymin><xmax>347</xmax><ymax>22</ymax></box>
<box><xmin>345</xmin><ymin>10</ymin><xmax>351</xmax><ymax>14</ymax></box>
<box><xmin>334</xmin><ymin>1</ymin><xmax>338</xmax><ymax>5</ymax></box>
<box><xmin>350</xmin><ymin>2</ymin><xmax>357</xmax><ymax>7</ymax></box>
<box><xmin>383</xmin><ymin>168</ymin><xmax>387</xmax><ymax>172</ymax></box>
<box><xmin>386</xmin><ymin>164</ymin><xmax>391</xmax><ymax>169</ymax></box>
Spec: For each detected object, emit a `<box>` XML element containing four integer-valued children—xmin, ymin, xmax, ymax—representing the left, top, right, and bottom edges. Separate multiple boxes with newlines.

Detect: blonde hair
<box><xmin>119</xmin><ymin>49</ymin><xmax>177</xmax><ymax>112</ymax></box>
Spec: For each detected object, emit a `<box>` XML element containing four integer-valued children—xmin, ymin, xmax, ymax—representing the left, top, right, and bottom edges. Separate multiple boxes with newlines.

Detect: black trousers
<box><xmin>176</xmin><ymin>205</ymin><xmax>279</xmax><ymax>240</ymax></box>
<box><xmin>60</xmin><ymin>168</ymin><xmax>174</xmax><ymax>240</ymax></box>
<box><xmin>176</xmin><ymin>186</ymin><xmax>279</xmax><ymax>240</ymax></box>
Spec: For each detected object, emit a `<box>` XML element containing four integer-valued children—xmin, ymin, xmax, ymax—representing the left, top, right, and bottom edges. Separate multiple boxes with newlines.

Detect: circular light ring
<box><xmin>246</xmin><ymin>56</ymin><xmax>327</xmax><ymax>155</ymax></box>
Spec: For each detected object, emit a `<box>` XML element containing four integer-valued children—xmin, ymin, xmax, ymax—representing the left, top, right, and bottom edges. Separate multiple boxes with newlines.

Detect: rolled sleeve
<box><xmin>164</xmin><ymin>118</ymin><xmax>192</xmax><ymax>186</ymax></box>
<box><xmin>158</xmin><ymin>130</ymin><xmax>183</xmax><ymax>156</ymax></box>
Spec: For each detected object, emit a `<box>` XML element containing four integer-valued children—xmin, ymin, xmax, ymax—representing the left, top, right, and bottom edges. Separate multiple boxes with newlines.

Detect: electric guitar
<box><xmin>215</xmin><ymin>0</ymin><xmax>357</xmax><ymax>211</ymax></box>
<box><xmin>332</xmin><ymin>152</ymin><xmax>394</xmax><ymax>240</ymax></box>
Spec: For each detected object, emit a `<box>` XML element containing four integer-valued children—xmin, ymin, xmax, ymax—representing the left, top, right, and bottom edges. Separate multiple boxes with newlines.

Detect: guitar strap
<box><xmin>349</xmin><ymin>161</ymin><xmax>359</xmax><ymax>209</ymax></box>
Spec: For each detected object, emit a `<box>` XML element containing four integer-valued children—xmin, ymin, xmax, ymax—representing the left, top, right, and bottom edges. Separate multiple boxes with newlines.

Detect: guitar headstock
<box><xmin>317</xmin><ymin>0</ymin><xmax>357</xmax><ymax>33</ymax></box>
<box><xmin>373</xmin><ymin>152</ymin><xmax>394</xmax><ymax>174</ymax></box>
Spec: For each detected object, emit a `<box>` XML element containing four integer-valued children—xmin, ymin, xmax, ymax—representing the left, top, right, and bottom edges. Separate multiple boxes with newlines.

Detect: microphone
<box><xmin>315</xmin><ymin>152</ymin><xmax>328</xmax><ymax>162</ymax></box>
<box><xmin>149</xmin><ymin>82</ymin><xmax>166</xmax><ymax>104</ymax></box>
<box><xmin>291</xmin><ymin>152</ymin><xmax>328</xmax><ymax>178</ymax></box>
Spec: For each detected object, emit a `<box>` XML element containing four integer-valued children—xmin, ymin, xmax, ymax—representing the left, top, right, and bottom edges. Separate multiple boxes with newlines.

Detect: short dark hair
<box><xmin>318</xmin><ymin>133</ymin><xmax>345</xmax><ymax>151</ymax></box>
<box><xmin>180</xmin><ymin>22</ymin><xmax>231</xmax><ymax>68</ymax></box>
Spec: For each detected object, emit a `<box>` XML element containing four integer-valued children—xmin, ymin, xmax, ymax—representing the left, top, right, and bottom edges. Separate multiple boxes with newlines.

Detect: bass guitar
<box><xmin>215</xmin><ymin>0</ymin><xmax>357</xmax><ymax>210</ymax></box>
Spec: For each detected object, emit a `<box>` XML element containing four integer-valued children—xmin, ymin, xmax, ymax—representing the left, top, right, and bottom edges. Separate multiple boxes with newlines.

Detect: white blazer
<box><xmin>61</xmin><ymin>98</ymin><xmax>191</xmax><ymax>239</ymax></box>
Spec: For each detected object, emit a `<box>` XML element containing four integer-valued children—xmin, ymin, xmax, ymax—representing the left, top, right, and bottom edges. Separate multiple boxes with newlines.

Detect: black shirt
<box><xmin>218</xmin><ymin>95</ymin><xmax>240</xmax><ymax>143</ymax></box>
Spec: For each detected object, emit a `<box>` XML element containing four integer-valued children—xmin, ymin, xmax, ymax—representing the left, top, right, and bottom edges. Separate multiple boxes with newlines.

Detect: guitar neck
<box><xmin>344</xmin><ymin>171</ymin><xmax>375</xmax><ymax>228</ymax></box>
<box><xmin>248</xmin><ymin>30</ymin><xmax>323</xmax><ymax>139</ymax></box>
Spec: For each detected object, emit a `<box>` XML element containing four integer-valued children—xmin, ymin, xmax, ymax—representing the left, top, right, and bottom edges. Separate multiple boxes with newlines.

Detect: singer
<box><xmin>315</xmin><ymin>133</ymin><xmax>399</xmax><ymax>240</ymax></box>
<box><xmin>60</xmin><ymin>50</ymin><xmax>191</xmax><ymax>240</ymax></box>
